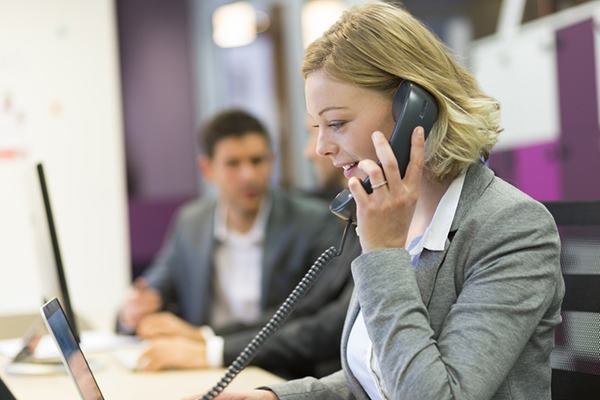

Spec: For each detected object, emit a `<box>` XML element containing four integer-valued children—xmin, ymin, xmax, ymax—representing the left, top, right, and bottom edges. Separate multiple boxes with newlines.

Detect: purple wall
<box><xmin>117</xmin><ymin>0</ymin><xmax>198</xmax><ymax>200</ymax></box>
<box><xmin>128</xmin><ymin>197</ymin><xmax>188</xmax><ymax>279</ymax></box>
<box><xmin>489</xmin><ymin>18</ymin><xmax>600</xmax><ymax>202</ymax></box>
<box><xmin>489</xmin><ymin>141</ymin><xmax>562</xmax><ymax>201</ymax></box>
<box><xmin>514</xmin><ymin>141</ymin><xmax>562</xmax><ymax>201</ymax></box>
<box><xmin>117</xmin><ymin>0</ymin><xmax>198</xmax><ymax>276</ymax></box>
<box><xmin>556</xmin><ymin>19</ymin><xmax>600</xmax><ymax>200</ymax></box>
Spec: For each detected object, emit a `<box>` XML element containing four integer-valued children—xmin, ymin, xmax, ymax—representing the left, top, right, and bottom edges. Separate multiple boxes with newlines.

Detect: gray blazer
<box><xmin>141</xmin><ymin>190</ymin><xmax>354</xmax><ymax>376</ymax></box>
<box><xmin>269</xmin><ymin>162</ymin><xmax>565</xmax><ymax>400</ymax></box>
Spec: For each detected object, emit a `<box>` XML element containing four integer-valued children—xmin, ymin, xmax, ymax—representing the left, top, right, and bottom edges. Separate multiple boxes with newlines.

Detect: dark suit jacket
<box><xmin>141</xmin><ymin>190</ymin><xmax>357</xmax><ymax>378</ymax></box>
<box><xmin>219</xmin><ymin>230</ymin><xmax>361</xmax><ymax>378</ymax></box>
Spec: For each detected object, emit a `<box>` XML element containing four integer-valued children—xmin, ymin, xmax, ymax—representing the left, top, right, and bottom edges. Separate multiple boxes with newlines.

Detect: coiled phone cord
<box><xmin>198</xmin><ymin>219</ymin><xmax>354</xmax><ymax>400</ymax></box>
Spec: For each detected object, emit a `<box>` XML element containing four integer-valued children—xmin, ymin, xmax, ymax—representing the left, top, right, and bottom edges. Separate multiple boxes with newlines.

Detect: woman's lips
<box><xmin>342</xmin><ymin>162</ymin><xmax>358</xmax><ymax>178</ymax></box>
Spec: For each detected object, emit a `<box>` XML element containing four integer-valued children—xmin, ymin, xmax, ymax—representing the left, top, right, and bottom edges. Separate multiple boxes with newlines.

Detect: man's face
<box><xmin>200</xmin><ymin>132</ymin><xmax>273</xmax><ymax>215</ymax></box>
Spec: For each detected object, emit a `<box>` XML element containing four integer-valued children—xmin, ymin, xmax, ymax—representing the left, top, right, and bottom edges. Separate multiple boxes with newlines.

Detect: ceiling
<box><xmin>396</xmin><ymin>0</ymin><xmax>594</xmax><ymax>40</ymax></box>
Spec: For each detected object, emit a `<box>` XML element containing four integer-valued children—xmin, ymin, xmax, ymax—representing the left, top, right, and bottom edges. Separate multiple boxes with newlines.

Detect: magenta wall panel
<box><xmin>490</xmin><ymin>18</ymin><xmax>600</xmax><ymax>202</ymax></box>
<box><xmin>117</xmin><ymin>0</ymin><xmax>198</xmax><ymax>200</ymax></box>
<box><xmin>117</xmin><ymin>0</ymin><xmax>199</xmax><ymax>278</ymax></box>
<box><xmin>555</xmin><ymin>18</ymin><xmax>600</xmax><ymax>200</ymax></box>
<box><xmin>514</xmin><ymin>141</ymin><xmax>562</xmax><ymax>201</ymax></box>
<box><xmin>488</xmin><ymin>149</ymin><xmax>518</xmax><ymax>188</ymax></box>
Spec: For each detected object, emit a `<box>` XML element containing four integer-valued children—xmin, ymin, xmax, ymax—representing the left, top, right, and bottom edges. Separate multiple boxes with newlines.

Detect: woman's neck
<box><xmin>406</xmin><ymin>174</ymin><xmax>454</xmax><ymax>246</ymax></box>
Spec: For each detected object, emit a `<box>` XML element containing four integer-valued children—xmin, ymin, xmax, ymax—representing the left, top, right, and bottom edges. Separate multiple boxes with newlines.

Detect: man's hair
<box><xmin>200</xmin><ymin>109</ymin><xmax>271</xmax><ymax>158</ymax></box>
<box><xmin>302</xmin><ymin>2</ymin><xmax>502</xmax><ymax>182</ymax></box>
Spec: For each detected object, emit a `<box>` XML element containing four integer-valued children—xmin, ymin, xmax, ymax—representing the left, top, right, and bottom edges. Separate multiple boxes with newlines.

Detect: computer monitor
<box><xmin>29</xmin><ymin>162</ymin><xmax>80</xmax><ymax>343</ymax></box>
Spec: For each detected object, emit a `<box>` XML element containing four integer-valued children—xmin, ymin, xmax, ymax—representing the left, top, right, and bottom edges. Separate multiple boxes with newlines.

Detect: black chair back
<box><xmin>542</xmin><ymin>200</ymin><xmax>600</xmax><ymax>399</ymax></box>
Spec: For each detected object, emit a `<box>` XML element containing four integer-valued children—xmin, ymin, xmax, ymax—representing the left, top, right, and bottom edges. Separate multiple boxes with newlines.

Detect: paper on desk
<box><xmin>0</xmin><ymin>330</ymin><xmax>141</xmax><ymax>359</ymax></box>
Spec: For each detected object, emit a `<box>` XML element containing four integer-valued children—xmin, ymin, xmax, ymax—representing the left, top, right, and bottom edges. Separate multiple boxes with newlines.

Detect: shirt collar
<box><xmin>214</xmin><ymin>194</ymin><xmax>272</xmax><ymax>243</ymax></box>
<box><xmin>408</xmin><ymin>172</ymin><xmax>465</xmax><ymax>254</ymax></box>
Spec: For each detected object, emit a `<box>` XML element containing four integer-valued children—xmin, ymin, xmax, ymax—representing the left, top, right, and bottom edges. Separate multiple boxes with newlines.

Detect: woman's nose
<box><xmin>316</xmin><ymin>129</ymin><xmax>337</xmax><ymax>157</ymax></box>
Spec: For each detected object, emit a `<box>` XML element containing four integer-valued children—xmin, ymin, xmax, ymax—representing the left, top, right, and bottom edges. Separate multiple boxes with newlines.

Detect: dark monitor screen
<box><xmin>0</xmin><ymin>375</ymin><xmax>17</xmax><ymax>400</ymax></box>
<box><xmin>31</xmin><ymin>163</ymin><xmax>79</xmax><ymax>343</ymax></box>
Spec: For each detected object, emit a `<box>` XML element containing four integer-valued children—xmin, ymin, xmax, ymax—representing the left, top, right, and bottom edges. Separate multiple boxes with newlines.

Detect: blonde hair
<box><xmin>302</xmin><ymin>2</ymin><xmax>501</xmax><ymax>182</ymax></box>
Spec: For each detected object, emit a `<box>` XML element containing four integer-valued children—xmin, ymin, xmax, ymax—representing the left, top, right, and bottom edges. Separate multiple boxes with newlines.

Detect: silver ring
<box><xmin>371</xmin><ymin>180</ymin><xmax>388</xmax><ymax>189</ymax></box>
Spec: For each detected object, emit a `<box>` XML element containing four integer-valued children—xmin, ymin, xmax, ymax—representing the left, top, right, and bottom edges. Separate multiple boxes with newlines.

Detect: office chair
<box><xmin>542</xmin><ymin>200</ymin><xmax>600</xmax><ymax>399</ymax></box>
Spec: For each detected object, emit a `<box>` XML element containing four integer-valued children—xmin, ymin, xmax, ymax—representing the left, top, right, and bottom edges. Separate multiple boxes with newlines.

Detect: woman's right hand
<box><xmin>179</xmin><ymin>389</ymin><xmax>279</xmax><ymax>400</ymax></box>
<box><xmin>350</xmin><ymin>127</ymin><xmax>425</xmax><ymax>253</ymax></box>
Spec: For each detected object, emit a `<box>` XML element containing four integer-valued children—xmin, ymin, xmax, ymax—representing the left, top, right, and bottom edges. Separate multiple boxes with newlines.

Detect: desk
<box><xmin>0</xmin><ymin>313</ymin><xmax>285</xmax><ymax>400</ymax></box>
<box><xmin>0</xmin><ymin>352</ymin><xmax>285</xmax><ymax>400</ymax></box>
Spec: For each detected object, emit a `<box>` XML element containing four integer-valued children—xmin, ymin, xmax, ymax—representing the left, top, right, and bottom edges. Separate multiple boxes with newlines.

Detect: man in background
<box><xmin>213</xmin><ymin>115</ymin><xmax>361</xmax><ymax>379</ymax></box>
<box><xmin>117</xmin><ymin>109</ymin><xmax>355</xmax><ymax>379</ymax></box>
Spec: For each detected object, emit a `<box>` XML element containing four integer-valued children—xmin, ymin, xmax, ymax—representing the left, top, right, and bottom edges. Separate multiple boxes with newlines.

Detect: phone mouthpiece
<box><xmin>330</xmin><ymin>188</ymin><xmax>357</xmax><ymax>224</ymax></box>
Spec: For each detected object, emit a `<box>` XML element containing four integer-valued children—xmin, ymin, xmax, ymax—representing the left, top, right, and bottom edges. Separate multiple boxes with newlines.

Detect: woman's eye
<box><xmin>328</xmin><ymin>121</ymin><xmax>346</xmax><ymax>130</ymax></box>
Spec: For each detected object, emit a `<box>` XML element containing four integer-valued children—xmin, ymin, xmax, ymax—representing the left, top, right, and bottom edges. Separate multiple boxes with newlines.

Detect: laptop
<box><xmin>0</xmin><ymin>375</ymin><xmax>17</xmax><ymax>400</ymax></box>
<box><xmin>40</xmin><ymin>298</ymin><xmax>104</xmax><ymax>400</ymax></box>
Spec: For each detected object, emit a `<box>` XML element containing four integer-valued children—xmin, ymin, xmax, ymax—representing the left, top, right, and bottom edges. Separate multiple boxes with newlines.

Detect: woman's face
<box><xmin>305</xmin><ymin>69</ymin><xmax>397</xmax><ymax>181</ymax></box>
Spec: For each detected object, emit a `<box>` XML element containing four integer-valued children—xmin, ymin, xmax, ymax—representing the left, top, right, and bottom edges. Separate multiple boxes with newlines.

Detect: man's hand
<box><xmin>138</xmin><ymin>336</ymin><xmax>208</xmax><ymax>372</ymax></box>
<box><xmin>118</xmin><ymin>278</ymin><xmax>162</xmax><ymax>332</ymax></box>
<box><xmin>137</xmin><ymin>311</ymin><xmax>204</xmax><ymax>341</ymax></box>
<box><xmin>180</xmin><ymin>389</ymin><xmax>279</xmax><ymax>400</ymax></box>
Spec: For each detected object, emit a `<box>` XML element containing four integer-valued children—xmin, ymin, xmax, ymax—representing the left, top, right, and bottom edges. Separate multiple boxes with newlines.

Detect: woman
<box><xmin>183</xmin><ymin>2</ymin><xmax>564</xmax><ymax>399</ymax></box>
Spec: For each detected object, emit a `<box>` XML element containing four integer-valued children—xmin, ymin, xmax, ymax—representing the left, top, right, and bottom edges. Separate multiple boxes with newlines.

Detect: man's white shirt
<box><xmin>203</xmin><ymin>197</ymin><xmax>271</xmax><ymax>368</ymax></box>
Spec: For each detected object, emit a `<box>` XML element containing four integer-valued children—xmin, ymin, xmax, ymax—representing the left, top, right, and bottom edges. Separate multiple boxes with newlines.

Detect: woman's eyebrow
<box><xmin>318</xmin><ymin>106</ymin><xmax>349</xmax><ymax>116</ymax></box>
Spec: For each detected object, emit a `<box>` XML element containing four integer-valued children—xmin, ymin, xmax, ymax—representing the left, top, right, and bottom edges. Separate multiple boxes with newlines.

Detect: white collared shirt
<box><xmin>203</xmin><ymin>196</ymin><xmax>271</xmax><ymax>367</ymax></box>
<box><xmin>347</xmin><ymin>172</ymin><xmax>466</xmax><ymax>399</ymax></box>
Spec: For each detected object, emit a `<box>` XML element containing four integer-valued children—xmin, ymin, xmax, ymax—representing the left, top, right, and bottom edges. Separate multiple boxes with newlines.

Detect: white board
<box><xmin>0</xmin><ymin>0</ymin><xmax>129</xmax><ymax>317</ymax></box>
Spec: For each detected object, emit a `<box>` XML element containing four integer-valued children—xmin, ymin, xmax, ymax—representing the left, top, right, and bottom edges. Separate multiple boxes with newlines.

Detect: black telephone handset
<box><xmin>329</xmin><ymin>80</ymin><xmax>439</xmax><ymax>223</ymax></box>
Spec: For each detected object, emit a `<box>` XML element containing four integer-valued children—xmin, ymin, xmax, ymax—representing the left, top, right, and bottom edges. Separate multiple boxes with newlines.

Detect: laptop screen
<box><xmin>0</xmin><ymin>375</ymin><xmax>17</xmax><ymax>400</ymax></box>
<box><xmin>41</xmin><ymin>298</ymin><xmax>104</xmax><ymax>400</ymax></box>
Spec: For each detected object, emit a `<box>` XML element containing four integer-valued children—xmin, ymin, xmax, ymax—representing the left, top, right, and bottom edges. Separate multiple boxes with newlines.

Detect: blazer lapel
<box><xmin>187</xmin><ymin>202</ymin><xmax>217</xmax><ymax>325</ymax></box>
<box><xmin>414</xmin><ymin>161</ymin><xmax>496</xmax><ymax>307</ymax></box>
<box><xmin>414</xmin><ymin>242</ymin><xmax>450</xmax><ymax>307</ymax></box>
<box><xmin>341</xmin><ymin>292</ymin><xmax>360</xmax><ymax>356</ymax></box>
<box><xmin>341</xmin><ymin>291</ymin><xmax>371</xmax><ymax>399</ymax></box>
<box><xmin>450</xmin><ymin>161</ymin><xmax>495</xmax><ymax>232</ymax></box>
<box><xmin>260</xmin><ymin>192</ymin><xmax>281</xmax><ymax>309</ymax></box>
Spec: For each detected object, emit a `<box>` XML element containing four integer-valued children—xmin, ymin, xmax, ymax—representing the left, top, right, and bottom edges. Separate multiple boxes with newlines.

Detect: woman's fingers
<box><xmin>349</xmin><ymin>127</ymin><xmax>425</xmax><ymax>252</ymax></box>
<box><xmin>403</xmin><ymin>127</ymin><xmax>425</xmax><ymax>186</ymax></box>
<box><xmin>350</xmin><ymin>127</ymin><xmax>424</xmax><ymax>199</ymax></box>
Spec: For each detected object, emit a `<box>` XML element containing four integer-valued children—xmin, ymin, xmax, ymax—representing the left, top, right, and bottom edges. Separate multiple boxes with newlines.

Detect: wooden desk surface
<box><xmin>1</xmin><ymin>351</ymin><xmax>285</xmax><ymax>400</ymax></box>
